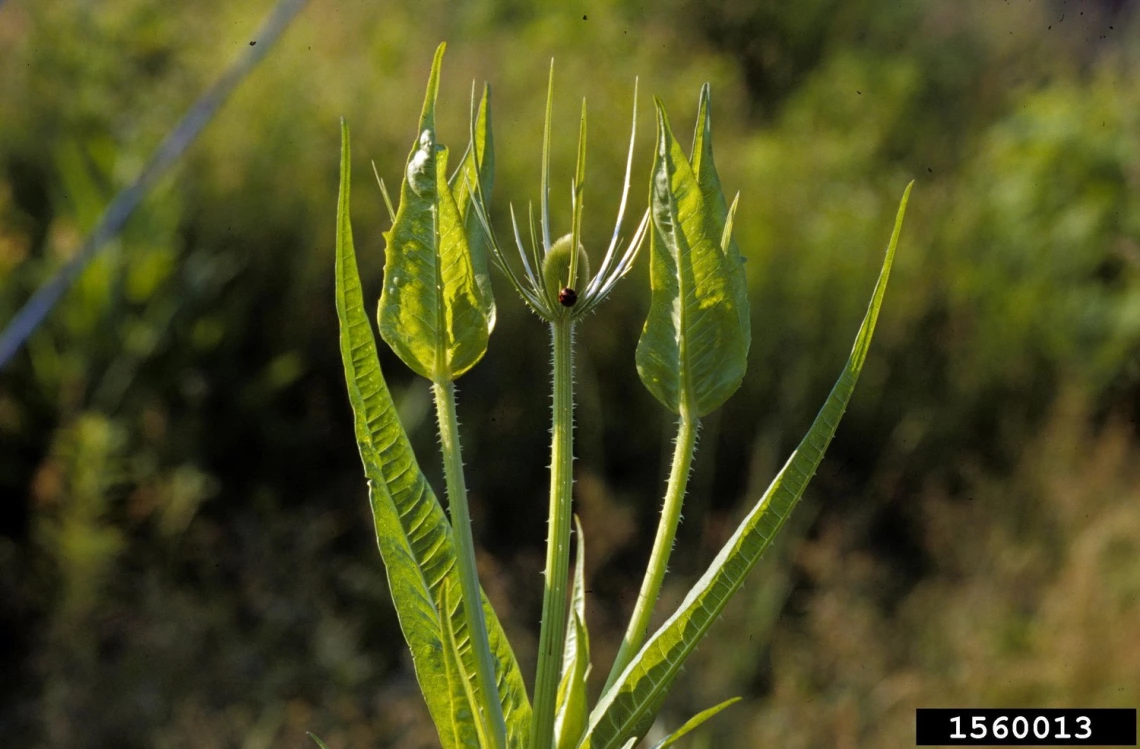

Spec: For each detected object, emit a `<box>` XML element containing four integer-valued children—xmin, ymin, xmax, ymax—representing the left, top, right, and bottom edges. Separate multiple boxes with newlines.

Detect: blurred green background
<box><xmin>2</xmin><ymin>0</ymin><xmax>1139</xmax><ymax>746</ymax></box>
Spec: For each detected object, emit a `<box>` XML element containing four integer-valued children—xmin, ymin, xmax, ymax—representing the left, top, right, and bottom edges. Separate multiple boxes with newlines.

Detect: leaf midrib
<box><xmin>431</xmin><ymin>200</ymin><xmax>448</xmax><ymax>382</ymax></box>
<box><xmin>663</xmin><ymin>146</ymin><xmax>697</xmax><ymax>421</ymax></box>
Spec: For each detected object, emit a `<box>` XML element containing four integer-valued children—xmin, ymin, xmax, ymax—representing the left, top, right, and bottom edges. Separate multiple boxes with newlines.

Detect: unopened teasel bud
<box><xmin>543</xmin><ymin>234</ymin><xmax>590</xmax><ymax>308</ymax></box>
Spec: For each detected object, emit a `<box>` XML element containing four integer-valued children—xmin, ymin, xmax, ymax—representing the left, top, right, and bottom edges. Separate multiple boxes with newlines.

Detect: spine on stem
<box><xmin>433</xmin><ymin>379</ymin><xmax>507</xmax><ymax>749</ymax></box>
<box><xmin>530</xmin><ymin>318</ymin><xmax>576</xmax><ymax>749</ymax></box>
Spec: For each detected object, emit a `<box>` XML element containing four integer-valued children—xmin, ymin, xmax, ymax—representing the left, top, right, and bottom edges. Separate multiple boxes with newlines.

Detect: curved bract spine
<box><xmin>468</xmin><ymin>67</ymin><xmax>648</xmax><ymax>323</ymax></box>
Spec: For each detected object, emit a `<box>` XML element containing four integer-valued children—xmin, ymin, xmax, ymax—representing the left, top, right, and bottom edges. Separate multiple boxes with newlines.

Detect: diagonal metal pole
<box><xmin>0</xmin><ymin>0</ymin><xmax>309</xmax><ymax>369</ymax></box>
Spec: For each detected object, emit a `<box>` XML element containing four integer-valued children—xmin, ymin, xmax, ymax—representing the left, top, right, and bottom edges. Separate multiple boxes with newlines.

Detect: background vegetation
<box><xmin>1</xmin><ymin>0</ymin><xmax>1138</xmax><ymax>746</ymax></box>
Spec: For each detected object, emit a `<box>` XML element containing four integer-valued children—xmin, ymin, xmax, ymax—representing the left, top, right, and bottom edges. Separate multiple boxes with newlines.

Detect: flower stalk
<box><xmin>604</xmin><ymin>88</ymin><xmax>751</xmax><ymax>697</ymax></box>
<box><xmin>530</xmin><ymin>317</ymin><xmax>576</xmax><ymax>749</ymax></box>
<box><xmin>603</xmin><ymin>411</ymin><xmax>698</xmax><ymax>693</ymax></box>
<box><xmin>371</xmin><ymin>44</ymin><xmax>508</xmax><ymax>749</ymax></box>
<box><xmin>433</xmin><ymin>378</ymin><xmax>508</xmax><ymax>749</ymax></box>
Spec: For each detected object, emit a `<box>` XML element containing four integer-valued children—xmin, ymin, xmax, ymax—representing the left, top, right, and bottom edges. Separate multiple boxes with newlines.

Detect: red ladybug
<box><xmin>558</xmin><ymin>287</ymin><xmax>578</xmax><ymax>307</ymax></box>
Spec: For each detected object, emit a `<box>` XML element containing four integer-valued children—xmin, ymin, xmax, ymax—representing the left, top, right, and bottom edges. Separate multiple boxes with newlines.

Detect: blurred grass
<box><xmin>1</xmin><ymin>0</ymin><xmax>1139</xmax><ymax>746</ymax></box>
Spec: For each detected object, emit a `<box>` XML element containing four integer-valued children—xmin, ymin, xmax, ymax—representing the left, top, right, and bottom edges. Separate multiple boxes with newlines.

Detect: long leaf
<box><xmin>580</xmin><ymin>183</ymin><xmax>913</xmax><ymax>749</ymax></box>
<box><xmin>649</xmin><ymin>697</ymin><xmax>741</xmax><ymax>749</ymax></box>
<box><xmin>337</xmin><ymin>120</ymin><xmax>530</xmax><ymax>748</ymax></box>
<box><xmin>635</xmin><ymin>99</ymin><xmax>749</xmax><ymax>419</ymax></box>
<box><xmin>554</xmin><ymin>518</ymin><xmax>591</xmax><ymax>749</ymax></box>
<box><xmin>378</xmin><ymin>42</ymin><xmax>491</xmax><ymax>381</ymax></box>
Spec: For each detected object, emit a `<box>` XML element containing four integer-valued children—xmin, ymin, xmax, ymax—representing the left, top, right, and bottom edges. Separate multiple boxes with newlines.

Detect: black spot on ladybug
<box><xmin>558</xmin><ymin>287</ymin><xmax>578</xmax><ymax>307</ymax></box>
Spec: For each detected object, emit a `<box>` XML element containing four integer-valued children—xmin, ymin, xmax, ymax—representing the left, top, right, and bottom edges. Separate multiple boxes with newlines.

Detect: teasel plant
<box><xmin>331</xmin><ymin>41</ymin><xmax>913</xmax><ymax>749</ymax></box>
